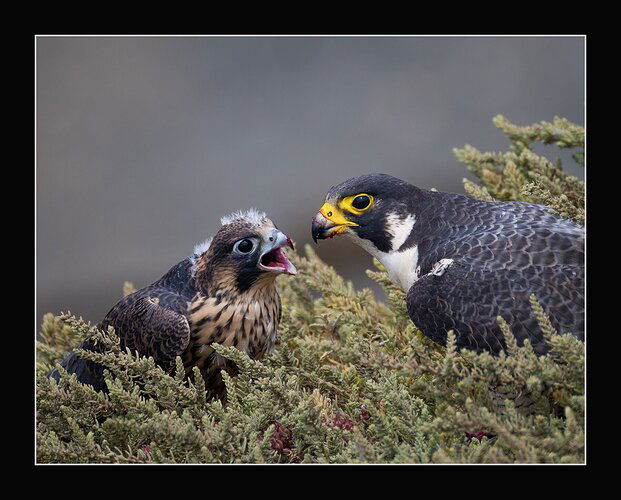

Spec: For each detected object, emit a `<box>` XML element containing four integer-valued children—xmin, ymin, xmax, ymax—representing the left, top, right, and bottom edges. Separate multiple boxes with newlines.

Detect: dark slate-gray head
<box><xmin>311</xmin><ymin>173</ymin><xmax>421</xmax><ymax>254</ymax></box>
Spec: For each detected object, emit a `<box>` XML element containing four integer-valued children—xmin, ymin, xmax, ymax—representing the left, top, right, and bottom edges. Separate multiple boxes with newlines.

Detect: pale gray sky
<box><xmin>36</xmin><ymin>36</ymin><xmax>585</xmax><ymax>324</ymax></box>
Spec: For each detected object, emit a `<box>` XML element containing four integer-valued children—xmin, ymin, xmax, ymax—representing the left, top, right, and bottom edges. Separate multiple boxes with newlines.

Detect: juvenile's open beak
<box><xmin>311</xmin><ymin>203</ymin><xmax>358</xmax><ymax>243</ymax></box>
<box><xmin>258</xmin><ymin>230</ymin><xmax>297</xmax><ymax>275</ymax></box>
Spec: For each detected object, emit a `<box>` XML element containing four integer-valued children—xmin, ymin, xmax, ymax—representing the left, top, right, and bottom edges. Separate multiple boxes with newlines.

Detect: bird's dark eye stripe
<box><xmin>352</xmin><ymin>195</ymin><xmax>371</xmax><ymax>210</ymax></box>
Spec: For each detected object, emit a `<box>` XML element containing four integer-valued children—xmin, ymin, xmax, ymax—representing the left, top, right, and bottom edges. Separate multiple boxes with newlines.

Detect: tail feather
<box><xmin>47</xmin><ymin>343</ymin><xmax>108</xmax><ymax>393</ymax></box>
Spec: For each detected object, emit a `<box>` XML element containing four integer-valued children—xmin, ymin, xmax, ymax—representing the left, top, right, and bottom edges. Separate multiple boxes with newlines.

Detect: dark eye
<box><xmin>352</xmin><ymin>195</ymin><xmax>371</xmax><ymax>210</ymax></box>
<box><xmin>234</xmin><ymin>239</ymin><xmax>254</xmax><ymax>254</ymax></box>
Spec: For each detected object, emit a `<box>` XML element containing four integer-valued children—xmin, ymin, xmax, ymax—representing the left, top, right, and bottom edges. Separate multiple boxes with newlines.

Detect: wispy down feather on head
<box><xmin>191</xmin><ymin>209</ymin><xmax>269</xmax><ymax>265</ymax></box>
<box><xmin>220</xmin><ymin>208</ymin><xmax>267</xmax><ymax>227</ymax></box>
<box><xmin>192</xmin><ymin>238</ymin><xmax>213</xmax><ymax>257</ymax></box>
<box><xmin>191</xmin><ymin>208</ymin><xmax>267</xmax><ymax>259</ymax></box>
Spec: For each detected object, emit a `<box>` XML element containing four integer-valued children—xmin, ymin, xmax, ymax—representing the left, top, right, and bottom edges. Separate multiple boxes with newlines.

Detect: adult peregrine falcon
<box><xmin>49</xmin><ymin>209</ymin><xmax>297</xmax><ymax>399</ymax></box>
<box><xmin>311</xmin><ymin>173</ymin><xmax>584</xmax><ymax>355</ymax></box>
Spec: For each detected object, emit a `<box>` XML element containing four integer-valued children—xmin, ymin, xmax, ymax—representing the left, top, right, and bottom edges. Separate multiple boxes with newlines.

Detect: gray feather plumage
<box><xmin>405</xmin><ymin>191</ymin><xmax>584</xmax><ymax>355</ymax></box>
<box><xmin>317</xmin><ymin>174</ymin><xmax>584</xmax><ymax>356</ymax></box>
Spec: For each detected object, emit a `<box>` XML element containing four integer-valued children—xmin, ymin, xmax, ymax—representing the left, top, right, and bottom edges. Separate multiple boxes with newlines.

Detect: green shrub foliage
<box><xmin>36</xmin><ymin>117</ymin><xmax>585</xmax><ymax>463</ymax></box>
<box><xmin>456</xmin><ymin>115</ymin><xmax>584</xmax><ymax>225</ymax></box>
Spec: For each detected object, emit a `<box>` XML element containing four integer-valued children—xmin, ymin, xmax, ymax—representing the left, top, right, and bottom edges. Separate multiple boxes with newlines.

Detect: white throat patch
<box><xmin>379</xmin><ymin>245</ymin><xmax>419</xmax><ymax>292</ymax></box>
<box><xmin>345</xmin><ymin>212</ymin><xmax>419</xmax><ymax>292</ymax></box>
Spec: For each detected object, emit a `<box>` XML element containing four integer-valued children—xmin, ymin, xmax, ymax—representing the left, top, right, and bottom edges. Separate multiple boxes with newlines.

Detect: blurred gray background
<box><xmin>36</xmin><ymin>36</ymin><xmax>585</xmax><ymax>325</ymax></box>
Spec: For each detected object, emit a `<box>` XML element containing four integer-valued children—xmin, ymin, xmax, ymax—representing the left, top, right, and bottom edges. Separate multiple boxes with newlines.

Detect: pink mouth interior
<box><xmin>261</xmin><ymin>247</ymin><xmax>297</xmax><ymax>275</ymax></box>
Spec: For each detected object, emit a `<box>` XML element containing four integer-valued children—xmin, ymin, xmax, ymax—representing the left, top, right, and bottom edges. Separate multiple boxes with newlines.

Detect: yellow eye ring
<box><xmin>339</xmin><ymin>193</ymin><xmax>374</xmax><ymax>215</ymax></box>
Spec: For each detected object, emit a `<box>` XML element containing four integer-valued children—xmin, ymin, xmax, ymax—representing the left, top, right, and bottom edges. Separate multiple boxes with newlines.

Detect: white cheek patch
<box><xmin>344</xmin><ymin>212</ymin><xmax>419</xmax><ymax>292</ymax></box>
<box><xmin>384</xmin><ymin>213</ymin><xmax>416</xmax><ymax>251</ymax></box>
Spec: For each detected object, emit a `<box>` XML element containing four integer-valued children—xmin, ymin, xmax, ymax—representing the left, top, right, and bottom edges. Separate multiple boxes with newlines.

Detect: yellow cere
<box><xmin>319</xmin><ymin>202</ymin><xmax>359</xmax><ymax>226</ymax></box>
<box><xmin>338</xmin><ymin>193</ymin><xmax>374</xmax><ymax>216</ymax></box>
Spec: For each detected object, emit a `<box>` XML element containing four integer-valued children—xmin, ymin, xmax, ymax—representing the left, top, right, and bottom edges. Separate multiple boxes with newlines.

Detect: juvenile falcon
<box><xmin>49</xmin><ymin>209</ymin><xmax>297</xmax><ymax>399</ymax></box>
<box><xmin>311</xmin><ymin>173</ymin><xmax>584</xmax><ymax>355</ymax></box>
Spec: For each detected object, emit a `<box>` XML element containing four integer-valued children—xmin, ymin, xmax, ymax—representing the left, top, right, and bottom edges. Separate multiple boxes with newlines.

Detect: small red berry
<box><xmin>465</xmin><ymin>430</ymin><xmax>495</xmax><ymax>442</ymax></box>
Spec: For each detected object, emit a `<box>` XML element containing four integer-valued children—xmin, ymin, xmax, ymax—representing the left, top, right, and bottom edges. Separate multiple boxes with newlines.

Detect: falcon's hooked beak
<box><xmin>311</xmin><ymin>203</ymin><xmax>358</xmax><ymax>243</ymax></box>
<box><xmin>258</xmin><ymin>230</ymin><xmax>297</xmax><ymax>275</ymax></box>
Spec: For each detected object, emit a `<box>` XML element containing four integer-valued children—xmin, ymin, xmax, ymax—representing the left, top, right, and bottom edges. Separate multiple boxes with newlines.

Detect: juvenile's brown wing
<box><xmin>100</xmin><ymin>287</ymin><xmax>192</xmax><ymax>374</ymax></box>
<box><xmin>50</xmin><ymin>287</ymin><xmax>191</xmax><ymax>390</ymax></box>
